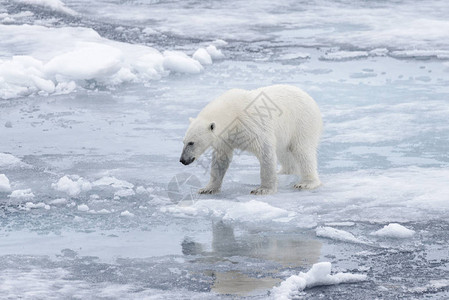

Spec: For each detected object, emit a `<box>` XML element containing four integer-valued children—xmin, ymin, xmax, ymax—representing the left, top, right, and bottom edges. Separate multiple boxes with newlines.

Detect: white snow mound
<box><xmin>163</xmin><ymin>51</ymin><xmax>204</xmax><ymax>74</ymax></box>
<box><xmin>49</xmin><ymin>198</ymin><xmax>67</xmax><ymax>205</ymax></box>
<box><xmin>52</xmin><ymin>175</ymin><xmax>92</xmax><ymax>196</ymax></box>
<box><xmin>0</xmin><ymin>153</ymin><xmax>28</xmax><ymax>169</ymax></box>
<box><xmin>114</xmin><ymin>189</ymin><xmax>135</xmax><ymax>199</ymax></box>
<box><xmin>77</xmin><ymin>204</ymin><xmax>89</xmax><ymax>212</ymax></box>
<box><xmin>0</xmin><ymin>174</ymin><xmax>11</xmax><ymax>192</ymax></box>
<box><xmin>321</xmin><ymin>51</ymin><xmax>369</xmax><ymax>61</ymax></box>
<box><xmin>120</xmin><ymin>210</ymin><xmax>134</xmax><ymax>217</ymax></box>
<box><xmin>316</xmin><ymin>226</ymin><xmax>367</xmax><ymax>244</ymax></box>
<box><xmin>162</xmin><ymin>199</ymin><xmax>294</xmax><ymax>223</ymax></box>
<box><xmin>271</xmin><ymin>262</ymin><xmax>367</xmax><ymax>300</ymax></box>
<box><xmin>44</xmin><ymin>42</ymin><xmax>123</xmax><ymax>80</ymax></box>
<box><xmin>14</xmin><ymin>0</ymin><xmax>77</xmax><ymax>15</ymax></box>
<box><xmin>371</xmin><ymin>223</ymin><xmax>415</xmax><ymax>239</ymax></box>
<box><xmin>9</xmin><ymin>189</ymin><xmax>35</xmax><ymax>200</ymax></box>
<box><xmin>25</xmin><ymin>202</ymin><xmax>50</xmax><ymax>210</ymax></box>
<box><xmin>192</xmin><ymin>48</ymin><xmax>212</xmax><ymax>65</ymax></box>
<box><xmin>0</xmin><ymin>25</ymin><xmax>224</xmax><ymax>99</ymax></box>
<box><xmin>411</xmin><ymin>279</ymin><xmax>449</xmax><ymax>293</ymax></box>
<box><xmin>206</xmin><ymin>45</ymin><xmax>225</xmax><ymax>59</ymax></box>
<box><xmin>92</xmin><ymin>176</ymin><xmax>134</xmax><ymax>189</ymax></box>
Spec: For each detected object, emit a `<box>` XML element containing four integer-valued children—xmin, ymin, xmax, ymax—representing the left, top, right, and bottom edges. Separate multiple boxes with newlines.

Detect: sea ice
<box><xmin>52</xmin><ymin>175</ymin><xmax>92</xmax><ymax>196</ymax></box>
<box><xmin>0</xmin><ymin>25</ymin><xmax>225</xmax><ymax>99</ymax></box>
<box><xmin>92</xmin><ymin>176</ymin><xmax>134</xmax><ymax>189</ymax></box>
<box><xmin>205</xmin><ymin>45</ymin><xmax>224</xmax><ymax>60</ymax></box>
<box><xmin>0</xmin><ymin>174</ymin><xmax>11</xmax><ymax>192</ymax></box>
<box><xmin>271</xmin><ymin>262</ymin><xmax>367</xmax><ymax>299</ymax></box>
<box><xmin>1</xmin><ymin>0</ymin><xmax>449</xmax><ymax>298</ymax></box>
<box><xmin>114</xmin><ymin>189</ymin><xmax>135</xmax><ymax>198</ymax></box>
<box><xmin>411</xmin><ymin>279</ymin><xmax>449</xmax><ymax>293</ymax></box>
<box><xmin>324</xmin><ymin>222</ymin><xmax>355</xmax><ymax>227</ymax></box>
<box><xmin>162</xmin><ymin>51</ymin><xmax>204</xmax><ymax>74</ymax></box>
<box><xmin>49</xmin><ymin>198</ymin><xmax>67</xmax><ymax>205</ymax></box>
<box><xmin>162</xmin><ymin>199</ymin><xmax>294</xmax><ymax>224</ymax></box>
<box><xmin>8</xmin><ymin>189</ymin><xmax>35</xmax><ymax>200</ymax></box>
<box><xmin>320</xmin><ymin>51</ymin><xmax>369</xmax><ymax>61</ymax></box>
<box><xmin>192</xmin><ymin>48</ymin><xmax>212</xmax><ymax>65</ymax></box>
<box><xmin>14</xmin><ymin>0</ymin><xmax>77</xmax><ymax>15</ymax></box>
<box><xmin>371</xmin><ymin>223</ymin><xmax>415</xmax><ymax>239</ymax></box>
<box><xmin>25</xmin><ymin>202</ymin><xmax>50</xmax><ymax>210</ymax></box>
<box><xmin>44</xmin><ymin>42</ymin><xmax>123</xmax><ymax>80</ymax></box>
<box><xmin>120</xmin><ymin>210</ymin><xmax>134</xmax><ymax>217</ymax></box>
<box><xmin>0</xmin><ymin>153</ymin><xmax>26</xmax><ymax>168</ymax></box>
<box><xmin>316</xmin><ymin>227</ymin><xmax>367</xmax><ymax>244</ymax></box>
<box><xmin>77</xmin><ymin>204</ymin><xmax>89</xmax><ymax>212</ymax></box>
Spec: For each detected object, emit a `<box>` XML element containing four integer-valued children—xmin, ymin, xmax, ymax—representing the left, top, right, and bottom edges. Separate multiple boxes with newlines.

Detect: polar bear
<box><xmin>179</xmin><ymin>84</ymin><xmax>322</xmax><ymax>195</ymax></box>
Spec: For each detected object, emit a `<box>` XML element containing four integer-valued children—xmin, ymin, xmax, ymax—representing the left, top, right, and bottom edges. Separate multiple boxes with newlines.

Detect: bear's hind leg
<box><xmin>251</xmin><ymin>143</ymin><xmax>278</xmax><ymax>195</ymax></box>
<box><xmin>278</xmin><ymin>146</ymin><xmax>299</xmax><ymax>175</ymax></box>
<box><xmin>292</xmin><ymin>146</ymin><xmax>321</xmax><ymax>190</ymax></box>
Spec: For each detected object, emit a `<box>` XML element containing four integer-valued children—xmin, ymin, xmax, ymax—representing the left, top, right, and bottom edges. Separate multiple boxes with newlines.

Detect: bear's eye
<box><xmin>187</xmin><ymin>142</ymin><xmax>194</xmax><ymax>146</ymax></box>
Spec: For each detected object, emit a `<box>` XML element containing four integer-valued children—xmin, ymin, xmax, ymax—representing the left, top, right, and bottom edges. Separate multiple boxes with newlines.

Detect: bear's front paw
<box><xmin>250</xmin><ymin>187</ymin><xmax>276</xmax><ymax>195</ymax></box>
<box><xmin>294</xmin><ymin>180</ymin><xmax>321</xmax><ymax>190</ymax></box>
<box><xmin>198</xmin><ymin>187</ymin><xmax>220</xmax><ymax>194</ymax></box>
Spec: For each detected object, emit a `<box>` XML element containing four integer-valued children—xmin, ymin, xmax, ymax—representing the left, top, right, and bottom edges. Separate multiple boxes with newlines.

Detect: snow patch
<box><xmin>77</xmin><ymin>204</ymin><xmax>89</xmax><ymax>212</ymax></box>
<box><xmin>14</xmin><ymin>0</ymin><xmax>77</xmax><ymax>15</ymax></box>
<box><xmin>0</xmin><ymin>174</ymin><xmax>11</xmax><ymax>192</ymax></box>
<box><xmin>324</xmin><ymin>222</ymin><xmax>355</xmax><ymax>227</ymax></box>
<box><xmin>114</xmin><ymin>189</ymin><xmax>135</xmax><ymax>199</ymax></box>
<box><xmin>49</xmin><ymin>198</ymin><xmax>67</xmax><ymax>205</ymax></box>
<box><xmin>162</xmin><ymin>200</ymin><xmax>294</xmax><ymax>223</ymax></box>
<box><xmin>320</xmin><ymin>51</ymin><xmax>369</xmax><ymax>61</ymax></box>
<box><xmin>278</xmin><ymin>53</ymin><xmax>311</xmax><ymax>60</ymax></box>
<box><xmin>271</xmin><ymin>262</ymin><xmax>367</xmax><ymax>299</ymax></box>
<box><xmin>163</xmin><ymin>51</ymin><xmax>203</xmax><ymax>74</ymax></box>
<box><xmin>9</xmin><ymin>189</ymin><xmax>35</xmax><ymax>200</ymax></box>
<box><xmin>316</xmin><ymin>226</ymin><xmax>367</xmax><ymax>244</ymax></box>
<box><xmin>25</xmin><ymin>202</ymin><xmax>50</xmax><ymax>210</ymax></box>
<box><xmin>0</xmin><ymin>153</ymin><xmax>28</xmax><ymax>168</ymax></box>
<box><xmin>135</xmin><ymin>186</ymin><xmax>148</xmax><ymax>194</ymax></box>
<box><xmin>92</xmin><ymin>176</ymin><xmax>134</xmax><ymax>189</ymax></box>
<box><xmin>390</xmin><ymin>49</ymin><xmax>449</xmax><ymax>60</ymax></box>
<box><xmin>120</xmin><ymin>210</ymin><xmax>134</xmax><ymax>217</ymax></box>
<box><xmin>205</xmin><ymin>45</ymin><xmax>225</xmax><ymax>60</ymax></box>
<box><xmin>371</xmin><ymin>223</ymin><xmax>415</xmax><ymax>239</ymax></box>
<box><xmin>0</xmin><ymin>25</ymin><xmax>225</xmax><ymax>99</ymax></box>
<box><xmin>410</xmin><ymin>279</ymin><xmax>449</xmax><ymax>293</ymax></box>
<box><xmin>44</xmin><ymin>43</ymin><xmax>123</xmax><ymax>80</ymax></box>
<box><xmin>192</xmin><ymin>48</ymin><xmax>212</xmax><ymax>65</ymax></box>
<box><xmin>52</xmin><ymin>175</ymin><xmax>92</xmax><ymax>196</ymax></box>
<box><xmin>142</xmin><ymin>27</ymin><xmax>158</xmax><ymax>35</ymax></box>
<box><xmin>211</xmin><ymin>39</ymin><xmax>228</xmax><ymax>47</ymax></box>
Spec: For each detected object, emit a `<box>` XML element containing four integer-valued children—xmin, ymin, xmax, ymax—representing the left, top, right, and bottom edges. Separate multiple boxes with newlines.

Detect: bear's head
<box><xmin>180</xmin><ymin>117</ymin><xmax>216</xmax><ymax>165</ymax></box>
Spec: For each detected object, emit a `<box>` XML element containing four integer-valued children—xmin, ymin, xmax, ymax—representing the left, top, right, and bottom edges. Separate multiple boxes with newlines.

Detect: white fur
<box><xmin>181</xmin><ymin>84</ymin><xmax>323</xmax><ymax>195</ymax></box>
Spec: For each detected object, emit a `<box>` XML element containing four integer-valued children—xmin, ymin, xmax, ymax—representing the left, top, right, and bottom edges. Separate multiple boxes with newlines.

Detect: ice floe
<box><xmin>271</xmin><ymin>262</ymin><xmax>367</xmax><ymax>299</ymax></box>
<box><xmin>52</xmin><ymin>175</ymin><xmax>92</xmax><ymax>196</ymax></box>
<box><xmin>371</xmin><ymin>223</ymin><xmax>415</xmax><ymax>239</ymax></box>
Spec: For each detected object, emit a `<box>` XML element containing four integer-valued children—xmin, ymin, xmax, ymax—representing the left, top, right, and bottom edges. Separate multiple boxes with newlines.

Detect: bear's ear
<box><xmin>209</xmin><ymin>122</ymin><xmax>215</xmax><ymax>131</ymax></box>
<box><xmin>189</xmin><ymin>117</ymin><xmax>195</xmax><ymax>123</ymax></box>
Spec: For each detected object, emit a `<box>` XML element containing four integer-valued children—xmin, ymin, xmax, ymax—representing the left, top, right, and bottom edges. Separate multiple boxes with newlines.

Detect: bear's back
<box><xmin>198</xmin><ymin>88</ymin><xmax>248</xmax><ymax>121</ymax></box>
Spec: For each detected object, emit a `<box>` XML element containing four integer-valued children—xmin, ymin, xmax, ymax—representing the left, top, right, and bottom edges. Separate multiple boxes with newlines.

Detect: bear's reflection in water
<box><xmin>182</xmin><ymin>221</ymin><xmax>322</xmax><ymax>296</ymax></box>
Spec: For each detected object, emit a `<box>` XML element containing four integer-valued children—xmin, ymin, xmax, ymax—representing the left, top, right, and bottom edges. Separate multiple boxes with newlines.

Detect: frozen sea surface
<box><xmin>1</xmin><ymin>0</ymin><xmax>449</xmax><ymax>298</ymax></box>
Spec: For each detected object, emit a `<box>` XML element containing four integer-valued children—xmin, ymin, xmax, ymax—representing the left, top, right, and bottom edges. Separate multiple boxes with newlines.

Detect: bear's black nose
<box><xmin>180</xmin><ymin>157</ymin><xmax>194</xmax><ymax>165</ymax></box>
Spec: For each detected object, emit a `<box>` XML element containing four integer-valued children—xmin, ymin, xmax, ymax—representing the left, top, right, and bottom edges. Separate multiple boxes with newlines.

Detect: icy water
<box><xmin>1</xmin><ymin>0</ymin><xmax>449</xmax><ymax>298</ymax></box>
